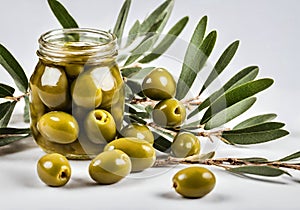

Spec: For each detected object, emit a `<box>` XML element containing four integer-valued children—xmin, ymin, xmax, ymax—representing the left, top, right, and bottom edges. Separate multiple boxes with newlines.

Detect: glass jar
<box><xmin>30</xmin><ymin>28</ymin><xmax>124</xmax><ymax>159</ymax></box>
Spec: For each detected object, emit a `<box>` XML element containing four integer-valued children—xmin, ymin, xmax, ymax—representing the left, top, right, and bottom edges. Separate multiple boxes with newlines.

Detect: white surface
<box><xmin>1</xmin><ymin>0</ymin><xmax>300</xmax><ymax>209</ymax></box>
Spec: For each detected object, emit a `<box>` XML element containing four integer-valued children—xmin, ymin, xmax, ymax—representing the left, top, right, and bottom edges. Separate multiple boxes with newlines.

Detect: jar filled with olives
<box><xmin>30</xmin><ymin>28</ymin><xmax>124</xmax><ymax>159</ymax></box>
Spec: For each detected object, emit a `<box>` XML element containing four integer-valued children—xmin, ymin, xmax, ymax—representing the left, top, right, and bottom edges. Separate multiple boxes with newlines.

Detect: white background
<box><xmin>0</xmin><ymin>0</ymin><xmax>300</xmax><ymax>209</ymax></box>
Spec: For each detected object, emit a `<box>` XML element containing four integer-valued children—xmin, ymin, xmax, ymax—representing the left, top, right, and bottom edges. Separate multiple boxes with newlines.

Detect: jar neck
<box><xmin>37</xmin><ymin>28</ymin><xmax>118</xmax><ymax>64</ymax></box>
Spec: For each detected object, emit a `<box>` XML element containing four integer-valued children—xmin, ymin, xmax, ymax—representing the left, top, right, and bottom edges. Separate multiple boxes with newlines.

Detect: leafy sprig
<box><xmin>0</xmin><ymin>0</ymin><xmax>293</xmax><ymax>181</ymax></box>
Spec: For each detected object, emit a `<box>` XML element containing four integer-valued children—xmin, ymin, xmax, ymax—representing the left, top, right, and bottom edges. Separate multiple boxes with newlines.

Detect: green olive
<box><xmin>171</xmin><ymin>132</ymin><xmax>200</xmax><ymax>158</ymax></box>
<box><xmin>37</xmin><ymin>111</ymin><xmax>79</xmax><ymax>144</ymax></box>
<box><xmin>152</xmin><ymin>98</ymin><xmax>186</xmax><ymax>127</ymax></box>
<box><xmin>72</xmin><ymin>72</ymin><xmax>103</xmax><ymax>108</ymax></box>
<box><xmin>65</xmin><ymin>64</ymin><xmax>84</xmax><ymax>78</ymax></box>
<box><xmin>84</xmin><ymin>109</ymin><xmax>116</xmax><ymax>144</ymax></box>
<box><xmin>36</xmin><ymin>65</ymin><xmax>69</xmax><ymax>109</ymax></box>
<box><xmin>89</xmin><ymin>65</ymin><xmax>122</xmax><ymax>108</ymax></box>
<box><xmin>172</xmin><ymin>166</ymin><xmax>216</xmax><ymax>198</ymax></box>
<box><xmin>142</xmin><ymin>67</ymin><xmax>176</xmax><ymax>100</ymax></box>
<box><xmin>37</xmin><ymin>153</ymin><xmax>71</xmax><ymax>187</ymax></box>
<box><xmin>104</xmin><ymin>137</ymin><xmax>156</xmax><ymax>172</ymax></box>
<box><xmin>120</xmin><ymin>123</ymin><xmax>154</xmax><ymax>145</ymax></box>
<box><xmin>89</xmin><ymin>150</ymin><xmax>131</xmax><ymax>184</ymax></box>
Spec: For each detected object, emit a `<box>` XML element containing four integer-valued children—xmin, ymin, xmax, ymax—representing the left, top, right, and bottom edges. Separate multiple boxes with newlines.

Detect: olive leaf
<box><xmin>0</xmin><ymin>83</ymin><xmax>15</xmax><ymax>98</ymax></box>
<box><xmin>199</xmin><ymin>40</ymin><xmax>240</xmax><ymax>95</ymax></box>
<box><xmin>188</xmin><ymin>66</ymin><xmax>259</xmax><ymax>119</ymax></box>
<box><xmin>0</xmin><ymin>128</ymin><xmax>31</xmax><ymax>146</ymax></box>
<box><xmin>200</xmin><ymin>78</ymin><xmax>274</xmax><ymax>124</ymax></box>
<box><xmin>113</xmin><ymin>0</ymin><xmax>131</xmax><ymax>44</ymax></box>
<box><xmin>204</xmin><ymin>97</ymin><xmax>256</xmax><ymax>130</ymax></box>
<box><xmin>121</xmin><ymin>67</ymin><xmax>142</xmax><ymax>78</ymax></box>
<box><xmin>237</xmin><ymin>157</ymin><xmax>269</xmax><ymax>163</ymax></box>
<box><xmin>125</xmin><ymin>20</ymin><xmax>140</xmax><ymax>47</ymax></box>
<box><xmin>23</xmin><ymin>95</ymin><xmax>30</xmax><ymax>123</ymax></box>
<box><xmin>228</xmin><ymin>166</ymin><xmax>291</xmax><ymax>177</ymax></box>
<box><xmin>222</xmin><ymin>129</ymin><xmax>289</xmax><ymax>145</ymax></box>
<box><xmin>152</xmin><ymin>129</ymin><xmax>173</xmax><ymax>153</ymax></box>
<box><xmin>48</xmin><ymin>0</ymin><xmax>79</xmax><ymax>28</ymax></box>
<box><xmin>278</xmin><ymin>151</ymin><xmax>300</xmax><ymax>162</ymax></box>
<box><xmin>139</xmin><ymin>16</ymin><xmax>189</xmax><ymax>63</ymax></box>
<box><xmin>129</xmin><ymin>67</ymin><xmax>155</xmax><ymax>80</ymax></box>
<box><xmin>233</xmin><ymin>113</ymin><xmax>277</xmax><ymax>130</ymax></box>
<box><xmin>0</xmin><ymin>101</ymin><xmax>17</xmax><ymax>128</ymax></box>
<box><xmin>139</xmin><ymin>0</ymin><xmax>174</xmax><ymax>34</ymax></box>
<box><xmin>0</xmin><ymin>44</ymin><xmax>28</xmax><ymax>93</ymax></box>
<box><xmin>176</xmin><ymin>19</ymin><xmax>217</xmax><ymax>100</ymax></box>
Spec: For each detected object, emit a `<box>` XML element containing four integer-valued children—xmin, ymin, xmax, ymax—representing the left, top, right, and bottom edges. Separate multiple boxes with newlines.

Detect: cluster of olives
<box><xmin>141</xmin><ymin>68</ymin><xmax>200</xmax><ymax>158</ymax></box>
<box><xmin>30</xmin><ymin>61</ymin><xmax>125</xmax><ymax>157</ymax></box>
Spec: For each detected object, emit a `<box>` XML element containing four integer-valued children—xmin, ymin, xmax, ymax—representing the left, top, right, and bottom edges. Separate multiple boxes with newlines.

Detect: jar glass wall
<box><xmin>30</xmin><ymin>28</ymin><xmax>124</xmax><ymax>159</ymax></box>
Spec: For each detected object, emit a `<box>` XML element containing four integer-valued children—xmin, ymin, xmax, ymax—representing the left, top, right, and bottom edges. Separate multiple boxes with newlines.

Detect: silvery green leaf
<box><xmin>113</xmin><ymin>0</ymin><xmax>131</xmax><ymax>44</ymax></box>
<box><xmin>278</xmin><ymin>151</ymin><xmax>300</xmax><ymax>162</ymax></box>
<box><xmin>0</xmin><ymin>101</ymin><xmax>17</xmax><ymax>128</ymax></box>
<box><xmin>228</xmin><ymin>166</ymin><xmax>291</xmax><ymax>177</ymax></box>
<box><xmin>233</xmin><ymin>113</ymin><xmax>277</xmax><ymax>130</ymax></box>
<box><xmin>0</xmin><ymin>83</ymin><xmax>15</xmax><ymax>98</ymax></box>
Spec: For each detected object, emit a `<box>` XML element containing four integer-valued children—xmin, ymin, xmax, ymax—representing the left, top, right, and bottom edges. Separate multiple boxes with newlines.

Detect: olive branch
<box><xmin>0</xmin><ymin>0</ymin><xmax>298</xmax><ymax>180</ymax></box>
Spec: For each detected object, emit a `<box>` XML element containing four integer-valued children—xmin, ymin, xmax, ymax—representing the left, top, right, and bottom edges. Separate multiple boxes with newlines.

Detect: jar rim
<box><xmin>37</xmin><ymin>28</ymin><xmax>118</xmax><ymax>63</ymax></box>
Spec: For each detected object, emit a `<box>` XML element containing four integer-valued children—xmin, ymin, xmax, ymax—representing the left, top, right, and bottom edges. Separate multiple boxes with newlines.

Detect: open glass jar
<box><xmin>30</xmin><ymin>28</ymin><xmax>124</xmax><ymax>159</ymax></box>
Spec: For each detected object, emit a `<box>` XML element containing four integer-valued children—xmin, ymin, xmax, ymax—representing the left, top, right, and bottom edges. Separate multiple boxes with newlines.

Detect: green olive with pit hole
<box><xmin>104</xmin><ymin>137</ymin><xmax>156</xmax><ymax>172</ymax></box>
<box><xmin>36</xmin><ymin>65</ymin><xmax>69</xmax><ymax>109</ymax></box>
<box><xmin>71</xmin><ymin>72</ymin><xmax>103</xmax><ymax>108</ymax></box>
<box><xmin>171</xmin><ymin>132</ymin><xmax>200</xmax><ymax>158</ymax></box>
<box><xmin>142</xmin><ymin>67</ymin><xmax>176</xmax><ymax>100</ymax></box>
<box><xmin>84</xmin><ymin>109</ymin><xmax>116</xmax><ymax>144</ymax></box>
<box><xmin>172</xmin><ymin>166</ymin><xmax>216</xmax><ymax>198</ymax></box>
<box><xmin>37</xmin><ymin>153</ymin><xmax>71</xmax><ymax>187</ymax></box>
<box><xmin>89</xmin><ymin>150</ymin><xmax>132</xmax><ymax>184</ymax></box>
<box><xmin>120</xmin><ymin>123</ymin><xmax>154</xmax><ymax>145</ymax></box>
<box><xmin>37</xmin><ymin>111</ymin><xmax>79</xmax><ymax>144</ymax></box>
<box><xmin>152</xmin><ymin>98</ymin><xmax>186</xmax><ymax>127</ymax></box>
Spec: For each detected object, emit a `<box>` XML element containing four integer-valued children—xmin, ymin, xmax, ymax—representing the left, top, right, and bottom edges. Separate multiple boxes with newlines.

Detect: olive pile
<box><xmin>35</xmin><ymin>67</ymin><xmax>216</xmax><ymax>198</ymax></box>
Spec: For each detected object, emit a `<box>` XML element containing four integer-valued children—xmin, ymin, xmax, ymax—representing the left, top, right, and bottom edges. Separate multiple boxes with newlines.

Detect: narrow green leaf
<box><xmin>200</xmin><ymin>78</ymin><xmax>274</xmax><ymax>124</ymax></box>
<box><xmin>152</xmin><ymin>130</ymin><xmax>172</xmax><ymax>153</ymax></box>
<box><xmin>121</xmin><ymin>67</ymin><xmax>142</xmax><ymax>78</ymax></box>
<box><xmin>125</xmin><ymin>79</ymin><xmax>143</xmax><ymax>95</ymax></box>
<box><xmin>0</xmin><ymin>101</ymin><xmax>17</xmax><ymax>127</ymax></box>
<box><xmin>0</xmin><ymin>127</ymin><xmax>31</xmax><ymax>135</ymax></box>
<box><xmin>222</xmin><ymin>129</ymin><xmax>289</xmax><ymax>145</ymax></box>
<box><xmin>0</xmin><ymin>102</ymin><xmax>11</xmax><ymax>120</ymax></box>
<box><xmin>23</xmin><ymin>95</ymin><xmax>30</xmax><ymax>123</ymax></box>
<box><xmin>139</xmin><ymin>16</ymin><xmax>189</xmax><ymax>63</ymax></box>
<box><xmin>0</xmin><ymin>135</ymin><xmax>30</xmax><ymax>146</ymax></box>
<box><xmin>139</xmin><ymin>0</ymin><xmax>173</xmax><ymax>33</ymax></box>
<box><xmin>237</xmin><ymin>157</ymin><xmax>269</xmax><ymax>163</ymax></box>
<box><xmin>278</xmin><ymin>151</ymin><xmax>300</xmax><ymax>162</ymax></box>
<box><xmin>125</xmin><ymin>20</ymin><xmax>140</xmax><ymax>47</ymax></box>
<box><xmin>0</xmin><ymin>83</ymin><xmax>15</xmax><ymax>98</ymax></box>
<box><xmin>233</xmin><ymin>113</ymin><xmax>277</xmax><ymax>130</ymax></box>
<box><xmin>175</xmin><ymin>16</ymin><xmax>207</xmax><ymax>100</ymax></box>
<box><xmin>0</xmin><ymin>44</ymin><xmax>28</xmax><ymax>93</ymax></box>
<box><xmin>124</xmin><ymin>35</ymin><xmax>158</xmax><ymax>66</ymax></box>
<box><xmin>197</xmin><ymin>151</ymin><xmax>215</xmax><ymax>160</ymax></box>
<box><xmin>204</xmin><ymin>97</ymin><xmax>256</xmax><ymax>130</ymax></box>
<box><xmin>188</xmin><ymin>66</ymin><xmax>259</xmax><ymax>119</ymax></box>
<box><xmin>48</xmin><ymin>0</ymin><xmax>79</xmax><ymax>28</ymax></box>
<box><xmin>113</xmin><ymin>0</ymin><xmax>131</xmax><ymax>43</ymax></box>
<box><xmin>199</xmin><ymin>40</ymin><xmax>240</xmax><ymax>94</ymax></box>
<box><xmin>224</xmin><ymin>122</ymin><xmax>285</xmax><ymax>134</ymax></box>
<box><xmin>228</xmin><ymin>166</ymin><xmax>290</xmax><ymax>177</ymax></box>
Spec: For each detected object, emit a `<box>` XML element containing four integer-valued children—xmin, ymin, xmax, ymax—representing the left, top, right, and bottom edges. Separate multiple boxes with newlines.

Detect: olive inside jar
<box><xmin>30</xmin><ymin>28</ymin><xmax>124</xmax><ymax>159</ymax></box>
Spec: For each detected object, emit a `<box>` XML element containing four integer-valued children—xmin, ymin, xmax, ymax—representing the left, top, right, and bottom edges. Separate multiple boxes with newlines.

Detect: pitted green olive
<box><xmin>37</xmin><ymin>153</ymin><xmax>71</xmax><ymax>187</ymax></box>
<box><xmin>89</xmin><ymin>150</ymin><xmax>131</xmax><ymax>184</ymax></box>
<box><xmin>172</xmin><ymin>166</ymin><xmax>216</xmax><ymax>198</ymax></box>
<box><xmin>120</xmin><ymin>123</ymin><xmax>154</xmax><ymax>145</ymax></box>
<box><xmin>171</xmin><ymin>132</ymin><xmax>200</xmax><ymax>158</ymax></box>
<box><xmin>84</xmin><ymin>109</ymin><xmax>116</xmax><ymax>144</ymax></box>
<box><xmin>72</xmin><ymin>73</ymin><xmax>103</xmax><ymax>108</ymax></box>
<box><xmin>104</xmin><ymin>137</ymin><xmax>156</xmax><ymax>172</ymax></box>
<box><xmin>37</xmin><ymin>111</ymin><xmax>79</xmax><ymax>144</ymax></box>
<box><xmin>36</xmin><ymin>65</ymin><xmax>69</xmax><ymax>109</ymax></box>
<box><xmin>152</xmin><ymin>98</ymin><xmax>186</xmax><ymax>127</ymax></box>
<box><xmin>142</xmin><ymin>67</ymin><xmax>176</xmax><ymax>100</ymax></box>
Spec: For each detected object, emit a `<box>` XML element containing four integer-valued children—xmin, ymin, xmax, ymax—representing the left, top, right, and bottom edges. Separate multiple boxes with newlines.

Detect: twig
<box><xmin>5</xmin><ymin>92</ymin><xmax>29</xmax><ymax>102</ymax></box>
